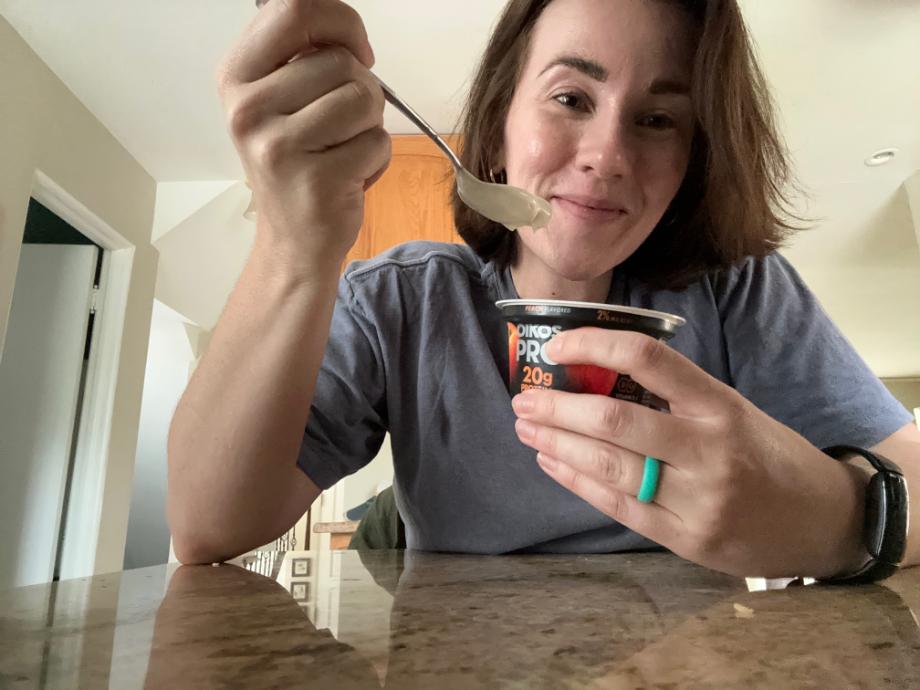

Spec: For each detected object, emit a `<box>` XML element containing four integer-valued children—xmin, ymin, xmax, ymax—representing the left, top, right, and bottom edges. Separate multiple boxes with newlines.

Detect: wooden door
<box><xmin>345</xmin><ymin>134</ymin><xmax>462</xmax><ymax>265</ymax></box>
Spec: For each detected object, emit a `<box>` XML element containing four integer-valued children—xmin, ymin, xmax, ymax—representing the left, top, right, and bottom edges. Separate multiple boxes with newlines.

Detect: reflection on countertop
<box><xmin>1</xmin><ymin>550</ymin><xmax>919</xmax><ymax>688</ymax></box>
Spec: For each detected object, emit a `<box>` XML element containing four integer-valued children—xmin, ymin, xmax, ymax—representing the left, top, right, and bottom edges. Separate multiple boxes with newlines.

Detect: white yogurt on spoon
<box><xmin>372</xmin><ymin>74</ymin><xmax>552</xmax><ymax>231</ymax></box>
<box><xmin>455</xmin><ymin>168</ymin><xmax>553</xmax><ymax>231</ymax></box>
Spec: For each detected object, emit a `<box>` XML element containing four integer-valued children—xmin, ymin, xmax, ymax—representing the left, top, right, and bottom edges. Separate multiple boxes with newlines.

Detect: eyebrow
<box><xmin>540</xmin><ymin>54</ymin><xmax>691</xmax><ymax>96</ymax></box>
<box><xmin>541</xmin><ymin>55</ymin><xmax>608</xmax><ymax>82</ymax></box>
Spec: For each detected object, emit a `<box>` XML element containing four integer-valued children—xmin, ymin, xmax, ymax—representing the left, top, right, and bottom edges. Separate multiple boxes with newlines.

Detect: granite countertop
<box><xmin>1</xmin><ymin>550</ymin><xmax>919</xmax><ymax>688</ymax></box>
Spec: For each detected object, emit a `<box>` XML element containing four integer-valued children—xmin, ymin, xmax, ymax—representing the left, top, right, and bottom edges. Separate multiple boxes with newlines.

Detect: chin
<box><xmin>539</xmin><ymin>249</ymin><xmax>613</xmax><ymax>283</ymax></box>
<box><xmin>535</xmin><ymin>218</ymin><xmax>652</xmax><ymax>279</ymax></box>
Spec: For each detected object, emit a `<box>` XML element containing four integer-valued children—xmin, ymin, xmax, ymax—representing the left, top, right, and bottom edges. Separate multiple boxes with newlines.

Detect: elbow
<box><xmin>168</xmin><ymin>512</ymin><xmax>215</xmax><ymax>565</ymax></box>
<box><xmin>172</xmin><ymin>543</ymin><xmax>217</xmax><ymax>567</ymax></box>
<box><xmin>167</xmin><ymin>498</ymin><xmax>239</xmax><ymax>566</ymax></box>
<box><xmin>169</xmin><ymin>526</ymin><xmax>239</xmax><ymax>566</ymax></box>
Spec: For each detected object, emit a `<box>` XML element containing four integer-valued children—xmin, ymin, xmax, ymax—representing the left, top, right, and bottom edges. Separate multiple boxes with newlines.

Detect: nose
<box><xmin>575</xmin><ymin>117</ymin><xmax>636</xmax><ymax>181</ymax></box>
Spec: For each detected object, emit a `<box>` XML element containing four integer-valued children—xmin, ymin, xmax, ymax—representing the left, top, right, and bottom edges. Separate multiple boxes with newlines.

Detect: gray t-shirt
<box><xmin>298</xmin><ymin>241</ymin><xmax>911</xmax><ymax>554</ymax></box>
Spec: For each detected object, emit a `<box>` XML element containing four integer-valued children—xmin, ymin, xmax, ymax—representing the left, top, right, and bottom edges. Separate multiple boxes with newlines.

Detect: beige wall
<box><xmin>881</xmin><ymin>378</ymin><xmax>920</xmax><ymax>417</ymax></box>
<box><xmin>0</xmin><ymin>17</ymin><xmax>158</xmax><ymax>574</ymax></box>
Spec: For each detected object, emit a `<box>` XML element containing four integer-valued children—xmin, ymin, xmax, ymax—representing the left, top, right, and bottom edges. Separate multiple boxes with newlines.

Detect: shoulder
<box><xmin>713</xmin><ymin>252</ymin><xmax>802</xmax><ymax>289</ymax></box>
<box><xmin>707</xmin><ymin>252</ymin><xmax>813</xmax><ymax>310</ymax></box>
<box><xmin>343</xmin><ymin>241</ymin><xmax>488</xmax><ymax>287</ymax></box>
<box><xmin>622</xmin><ymin>253</ymin><xmax>807</xmax><ymax>324</ymax></box>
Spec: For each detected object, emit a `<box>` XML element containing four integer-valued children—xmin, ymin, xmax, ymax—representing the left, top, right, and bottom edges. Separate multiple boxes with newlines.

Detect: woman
<box><xmin>168</xmin><ymin>0</ymin><xmax>920</xmax><ymax>580</ymax></box>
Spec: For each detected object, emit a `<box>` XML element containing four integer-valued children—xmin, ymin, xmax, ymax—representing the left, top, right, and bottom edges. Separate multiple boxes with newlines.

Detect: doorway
<box><xmin>0</xmin><ymin>199</ymin><xmax>102</xmax><ymax>588</ymax></box>
<box><xmin>0</xmin><ymin>199</ymin><xmax>111</xmax><ymax>685</ymax></box>
<box><xmin>0</xmin><ymin>171</ymin><xmax>136</xmax><ymax>589</ymax></box>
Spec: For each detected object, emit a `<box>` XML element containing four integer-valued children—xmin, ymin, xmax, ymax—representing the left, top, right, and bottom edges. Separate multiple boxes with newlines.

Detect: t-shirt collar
<box><xmin>490</xmin><ymin>261</ymin><xmax>627</xmax><ymax>306</ymax></box>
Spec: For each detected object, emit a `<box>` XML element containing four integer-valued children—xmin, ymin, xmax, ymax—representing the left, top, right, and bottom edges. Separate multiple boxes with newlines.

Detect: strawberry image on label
<box><xmin>566</xmin><ymin>364</ymin><xmax>620</xmax><ymax>396</ymax></box>
<box><xmin>496</xmin><ymin>299</ymin><xmax>685</xmax><ymax>411</ymax></box>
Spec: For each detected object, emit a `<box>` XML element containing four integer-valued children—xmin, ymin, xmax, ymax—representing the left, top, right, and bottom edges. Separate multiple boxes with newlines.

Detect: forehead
<box><xmin>525</xmin><ymin>0</ymin><xmax>696</xmax><ymax>80</ymax></box>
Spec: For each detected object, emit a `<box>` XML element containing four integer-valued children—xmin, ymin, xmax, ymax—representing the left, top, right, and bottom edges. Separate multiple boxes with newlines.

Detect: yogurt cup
<box><xmin>496</xmin><ymin>299</ymin><xmax>686</xmax><ymax>411</ymax></box>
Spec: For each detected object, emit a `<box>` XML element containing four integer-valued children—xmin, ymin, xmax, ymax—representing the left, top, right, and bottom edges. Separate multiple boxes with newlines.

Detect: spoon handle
<box><xmin>374</xmin><ymin>75</ymin><xmax>464</xmax><ymax>171</ymax></box>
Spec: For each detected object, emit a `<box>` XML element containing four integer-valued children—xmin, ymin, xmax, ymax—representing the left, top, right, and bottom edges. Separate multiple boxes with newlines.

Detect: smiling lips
<box><xmin>552</xmin><ymin>194</ymin><xmax>628</xmax><ymax>221</ymax></box>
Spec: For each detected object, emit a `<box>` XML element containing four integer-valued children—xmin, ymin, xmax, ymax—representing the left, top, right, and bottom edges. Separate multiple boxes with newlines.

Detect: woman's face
<box><xmin>504</xmin><ymin>0</ymin><xmax>696</xmax><ymax>282</ymax></box>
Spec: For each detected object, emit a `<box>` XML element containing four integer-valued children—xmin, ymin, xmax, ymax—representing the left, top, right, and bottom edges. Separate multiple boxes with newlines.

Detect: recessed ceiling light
<box><xmin>865</xmin><ymin>148</ymin><xmax>898</xmax><ymax>167</ymax></box>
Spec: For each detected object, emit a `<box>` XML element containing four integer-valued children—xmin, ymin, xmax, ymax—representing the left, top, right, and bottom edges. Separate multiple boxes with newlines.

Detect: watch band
<box><xmin>820</xmin><ymin>445</ymin><xmax>909</xmax><ymax>584</ymax></box>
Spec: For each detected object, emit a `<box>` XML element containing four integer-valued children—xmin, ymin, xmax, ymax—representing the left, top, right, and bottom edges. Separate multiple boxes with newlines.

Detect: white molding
<box><xmin>30</xmin><ymin>170</ymin><xmax>137</xmax><ymax>580</ymax></box>
<box><xmin>31</xmin><ymin>171</ymin><xmax>132</xmax><ymax>250</ymax></box>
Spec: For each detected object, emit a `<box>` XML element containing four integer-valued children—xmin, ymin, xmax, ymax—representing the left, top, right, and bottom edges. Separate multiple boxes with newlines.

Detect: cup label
<box><xmin>507</xmin><ymin>322</ymin><xmax>668</xmax><ymax>410</ymax></box>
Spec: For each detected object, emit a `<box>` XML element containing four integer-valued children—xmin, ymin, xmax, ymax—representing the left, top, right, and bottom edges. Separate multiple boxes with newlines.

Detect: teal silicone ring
<box><xmin>637</xmin><ymin>456</ymin><xmax>661</xmax><ymax>503</ymax></box>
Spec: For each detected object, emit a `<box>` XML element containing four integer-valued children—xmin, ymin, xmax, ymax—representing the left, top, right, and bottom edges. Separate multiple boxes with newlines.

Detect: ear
<box><xmin>489</xmin><ymin>153</ymin><xmax>505</xmax><ymax>182</ymax></box>
<box><xmin>493</xmin><ymin>147</ymin><xmax>504</xmax><ymax>171</ymax></box>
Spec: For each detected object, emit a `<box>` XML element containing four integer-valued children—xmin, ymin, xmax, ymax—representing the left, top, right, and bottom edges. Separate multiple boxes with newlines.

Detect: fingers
<box><xmin>535</xmin><ymin>452</ymin><xmax>683</xmax><ymax>546</ymax></box>
<box><xmin>514</xmin><ymin>419</ymin><xmax>687</xmax><ymax>509</ymax></box>
<box><xmin>321</xmin><ymin>126</ymin><xmax>392</xmax><ymax>185</ymax></box>
<box><xmin>363</xmin><ymin>161</ymin><xmax>389</xmax><ymax>191</ymax></box>
<box><xmin>512</xmin><ymin>389</ymin><xmax>697</xmax><ymax>467</ymax></box>
<box><xmin>221</xmin><ymin>0</ymin><xmax>374</xmax><ymax>87</ymax></box>
<box><xmin>281</xmin><ymin>73</ymin><xmax>384</xmax><ymax>152</ymax></box>
<box><xmin>235</xmin><ymin>46</ymin><xmax>370</xmax><ymax>123</ymax></box>
<box><xmin>220</xmin><ymin>19</ymin><xmax>385</xmax><ymax>166</ymax></box>
<box><xmin>548</xmin><ymin>329</ymin><xmax>728</xmax><ymax>416</ymax></box>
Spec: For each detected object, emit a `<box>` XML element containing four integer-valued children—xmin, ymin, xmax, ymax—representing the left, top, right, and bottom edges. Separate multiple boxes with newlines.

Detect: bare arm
<box><xmin>167</xmin><ymin>0</ymin><xmax>390</xmax><ymax>564</ymax></box>
<box><xmin>167</xmin><ymin>241</ymin><xmax>333</xmax><ymax>564</ymax></box>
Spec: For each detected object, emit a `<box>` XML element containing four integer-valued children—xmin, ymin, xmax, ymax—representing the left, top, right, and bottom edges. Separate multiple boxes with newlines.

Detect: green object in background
<box><xmin>349</xmin><ymin>486</ymin><xmax>406</xmax><ymax>550</ymax></box>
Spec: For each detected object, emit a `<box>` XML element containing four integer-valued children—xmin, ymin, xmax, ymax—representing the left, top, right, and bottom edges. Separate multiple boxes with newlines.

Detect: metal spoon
<box><xmin>374</xmin><ymin>76</ymin><xmax>551</xmax><ymax>231</ymax></box>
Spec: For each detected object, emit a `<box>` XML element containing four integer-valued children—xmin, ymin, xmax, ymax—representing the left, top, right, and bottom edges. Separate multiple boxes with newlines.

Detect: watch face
<box><xmin>867</xmin><ymin>473</ymin><xmax>909</xmax><ymax>563</ymax></box>
<box><xmin>820</xmin><ymin>446</ymin><xmax>909</xmax><ymax>582</ymax></box>
<box><xmin>882</xmin><ymin>475</ymin><xmax>909</xmax><ymax>563</ymax></box>
<box><xmin>866</xmin><ymin>474</ymin><xmax>885</xmax><ymax>558</ymax></box>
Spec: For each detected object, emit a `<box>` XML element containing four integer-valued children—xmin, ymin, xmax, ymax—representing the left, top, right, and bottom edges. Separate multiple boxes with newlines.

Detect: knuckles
<box><xmin>226</xmin><ymin>90</ymin><xmax>267</xmax><ymax>141</ymax></box>
<box><xmin>595</xmin><ymin>399</ymin><xmax>628</xmax><ymax>439</ymax></box>
<box><xmin>683</xmin><ymin>456</ymin><xmax>748</xmax><ymax>564</ymax></box>
<box><xmin>347</xmin><ymin>78</ymin><xmax>382</xmax><ymax>114</ymax></box>
<box><xmin>598</xmin><ymin>488</ymin><xmax>627</xmax><ymax>522</ymax></box>
<box><xmin>590</xmin><ymin>446</ymin><xmax>623</xmax><ymax>486</ymax></box>
<box><xmin>632</xmin><ymin>335</ymin><xmax>664</xmax><ymax>371</ymax></box>
<box><xmin>249</xmin><ymin>130</ymin><xmax>290</xmax><ymax>172</ymax></box>
<box><xmin>688</xmin><ymin>520</ymin><xmax>729</xmax><ymax>563</ymax></box>
<box><xmin>276</xmin><ymin>0</ymin><xmax>313</xmax><ymax>25</ymax></box>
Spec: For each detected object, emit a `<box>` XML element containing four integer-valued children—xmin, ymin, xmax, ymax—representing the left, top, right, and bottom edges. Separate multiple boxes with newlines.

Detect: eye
<box><xmin>638</xmin><ymin>113</ymin><xmax>677</xmax><ymax>130</ymax></box>
<box><xmin>553</xmin><ymin>92</ymin><xmax>591</xmax><ymax>112</ymax></box>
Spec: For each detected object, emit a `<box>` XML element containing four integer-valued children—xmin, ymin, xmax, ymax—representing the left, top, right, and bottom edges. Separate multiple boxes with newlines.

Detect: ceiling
<box><xmin>0</xmin><ymin>0</ymin><xmax>507</xmax><ymax>181</ymax></box>
<box><xmin>2</xmin><ymin>0</ymin><xmax>920</xmax><ymax>376</ymax></box>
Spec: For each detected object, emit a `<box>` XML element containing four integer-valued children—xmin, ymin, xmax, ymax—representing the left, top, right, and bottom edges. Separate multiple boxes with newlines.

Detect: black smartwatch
<box><xmin>820</xmin><ymin>445</ymin><xmax>909</xmax><ymax>584</ymax></box>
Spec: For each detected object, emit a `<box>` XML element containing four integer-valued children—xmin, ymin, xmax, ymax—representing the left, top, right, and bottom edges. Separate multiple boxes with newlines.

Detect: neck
<box><xmin>510</xmin><ymin>241</ymin><xmax>613</xmax><ymax>303</ymax></box>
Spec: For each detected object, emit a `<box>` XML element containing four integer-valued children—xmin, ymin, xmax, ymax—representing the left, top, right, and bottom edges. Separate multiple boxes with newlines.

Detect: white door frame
<box><xmin>29</xmin><ymin>170</ymin><xmax>136</xmax><ymax>580</ymax></box>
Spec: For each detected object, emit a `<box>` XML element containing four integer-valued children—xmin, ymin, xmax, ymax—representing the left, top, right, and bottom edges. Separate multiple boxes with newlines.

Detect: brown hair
<box><xmin>452</xmin><ymin>0</ymin><xmax>801</xmax><ymax>290</ymax></box>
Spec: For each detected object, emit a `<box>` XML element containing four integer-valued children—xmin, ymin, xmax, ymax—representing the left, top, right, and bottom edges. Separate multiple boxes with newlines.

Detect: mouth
<box><xmin>551</xmin><ymin>194</ymin><xmax>629</xmax><ymax>221</ymax></box>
